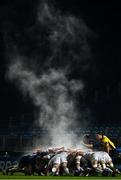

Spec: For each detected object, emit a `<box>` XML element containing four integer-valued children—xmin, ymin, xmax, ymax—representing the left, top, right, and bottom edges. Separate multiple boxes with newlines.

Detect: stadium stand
<box><xmin>0</xmin><ymin>119</ymin><xmax>121</xmax><ymax>151</ymax></box>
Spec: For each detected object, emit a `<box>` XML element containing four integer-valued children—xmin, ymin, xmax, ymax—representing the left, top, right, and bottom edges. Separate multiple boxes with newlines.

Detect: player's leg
<box><xmin>91</xmin><ymin>160</ymin><xmax>103</xmax><ymax>175</ymax></box>
<box><xmin>51</xmin><ymin>156</ymin><xmax>61</xmax><ymax>176</ymax></box>
<box><xmin>75</xmin><ymin>155</ymin><xmax>82</xmax><ymax>171</ymax></box>
<box><xmin>51</xmin><ymin>163</ymin><xmax>60</xmax><ymax>175</ymax></box>
<box><xmin>61</xmin><ymin>162</ymin><xmax>69</xmax><ymax>175</ymax></box>
<box><xmin>60</xmin><ymin>153</ymin><xmax>69</xmax><ymax>175</ymax></box>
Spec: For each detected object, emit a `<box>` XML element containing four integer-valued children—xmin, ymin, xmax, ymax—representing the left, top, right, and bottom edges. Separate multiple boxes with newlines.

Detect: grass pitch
<box><xmin>0</xmin><ymin>174</ymin><xmax>121</xmax><ymax>180</ymax></box>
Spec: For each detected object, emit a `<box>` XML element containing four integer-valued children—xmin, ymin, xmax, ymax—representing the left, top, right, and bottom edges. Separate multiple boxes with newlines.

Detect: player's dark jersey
<box><xmin>39</xmin><ymin>151</ymin><xmax>49</xmax><ymax>158</ymax></box>
<box><xmin>28</xmin><ymin>154</ymin><xmax>38</xmax><ymax>166</ymax></box>
<box><xmin>19</xmin><ymin>155</ymin><xmax>31</xmax><ymax>168</ymax></box>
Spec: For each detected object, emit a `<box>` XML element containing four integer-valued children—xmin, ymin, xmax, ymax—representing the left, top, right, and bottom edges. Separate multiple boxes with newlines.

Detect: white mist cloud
<box><xmin>8</xmin><ymin>60</ymin><xmax>84</xmax><ymax>147</ymax></box>
<box><xmin>6</xmin><ymin>1</ymin><xmax>92</xmax><ymax>148</ymax></box>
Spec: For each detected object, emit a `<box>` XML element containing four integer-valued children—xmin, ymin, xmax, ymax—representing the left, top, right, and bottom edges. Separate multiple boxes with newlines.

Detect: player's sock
<box><xmin>102</xmin><ymin>167</ymin><xmax>113</xmax><ymax>176</ymax></box>
<box><xmin>52</xmin><ymin>167</ymin><xmax>57</xmax><ymax>176</ymax></box>
<box><xmin>76</xmin><ymin>165</ymin><xmax>81</xmax><ymax>171</ymax></box>
<box><xmin>63</xmin><ymin>167</ymin><xmax>69</xmax><ymax>175</ymax></box>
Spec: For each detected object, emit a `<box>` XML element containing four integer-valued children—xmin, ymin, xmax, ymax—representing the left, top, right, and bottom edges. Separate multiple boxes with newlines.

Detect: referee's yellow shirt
<box><xmin>101</xmin><ymin>135</ymin><xmax>116</xmax><ymax>149</ymax></box>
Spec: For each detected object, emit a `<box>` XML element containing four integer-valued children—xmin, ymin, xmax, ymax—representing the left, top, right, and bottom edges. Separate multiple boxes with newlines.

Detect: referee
<box><xmin>96</xmin><ymin>132</ymin><xmax>116</xmax><ymax>158</ymax></box>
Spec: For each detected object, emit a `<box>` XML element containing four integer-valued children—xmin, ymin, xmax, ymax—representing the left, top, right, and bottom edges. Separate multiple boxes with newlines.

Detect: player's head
<box><xmin>82</xmin><ymin>134</ymin><xmax>91</xmax><ymax>144</ymax></box>
<box><xmin>96</xmin><ymin>132</ymin><xmax>103</xmax><ymax>140</ymax></box>
<box><xmin>48</xmin><ymin>147</ymin><xmax>54</xmax><ymax>153</ymax></box>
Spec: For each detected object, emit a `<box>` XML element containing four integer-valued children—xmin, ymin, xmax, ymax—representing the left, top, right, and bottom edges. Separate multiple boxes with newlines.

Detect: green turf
<box><xmin>0</xmin><ymin>175</ymin><xmax>121</xmax><ymax>180</ymax></box>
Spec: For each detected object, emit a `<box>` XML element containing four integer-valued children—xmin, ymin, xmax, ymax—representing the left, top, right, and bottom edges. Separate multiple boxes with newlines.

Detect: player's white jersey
<box><xmin>48</xmin><ymin>152</ymin><xmax>68</xmax><ymax>166</ymax></box>
<box><xmin>91</xmin><ymin>151</ymin><xmax>112</xmax><ymax>164</ymax></box>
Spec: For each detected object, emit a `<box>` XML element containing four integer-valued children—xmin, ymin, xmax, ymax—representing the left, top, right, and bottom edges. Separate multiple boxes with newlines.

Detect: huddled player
<box><xmin>2</xmin><ymin>142</ymin><xmax>120</xmax><ymax>176</ymax></box>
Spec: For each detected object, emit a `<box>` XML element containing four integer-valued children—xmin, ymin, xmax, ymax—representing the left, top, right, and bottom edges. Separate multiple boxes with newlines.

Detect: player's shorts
<box><xmin>48</xmin><ymin>155</ymin><xmax>61</xmax><ymax>166</ymax></box>
<box><xmin>48</xmin><ymin>152</ymin><xmax>67</xmax><ymax>166</ymax></box>
<box><xmin>54</xmin><ymin>152</ymin><xmax>68</xmax><ymax>164</ymax></box>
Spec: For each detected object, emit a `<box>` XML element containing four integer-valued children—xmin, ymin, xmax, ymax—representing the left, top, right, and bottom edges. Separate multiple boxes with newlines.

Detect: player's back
<box><xmin>92</xmin><ymin>151</ymin><xmax>112</xmax><ymax>163</ymax></box>
<box><xmin>83</xmin><ymin>151</ymin><xmax>94</xmax><ymax>161</ymax></box>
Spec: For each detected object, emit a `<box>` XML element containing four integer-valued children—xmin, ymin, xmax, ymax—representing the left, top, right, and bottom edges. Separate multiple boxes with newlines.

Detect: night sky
<box><xmin>0</xmin><ymin>0</ymin><xmax>121</xmax><ymax>125</ymax></box>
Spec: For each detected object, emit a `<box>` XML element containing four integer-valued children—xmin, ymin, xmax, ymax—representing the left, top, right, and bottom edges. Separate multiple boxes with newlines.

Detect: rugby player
<box><xmin>96</xmin><ymin>132</ymin><xmax>116</xmax><ymax>157</ymax></box>
<box><xmin>47</xmin><ymin>151</ymin><xmax>70</xmax><ymax>176</ymax></box>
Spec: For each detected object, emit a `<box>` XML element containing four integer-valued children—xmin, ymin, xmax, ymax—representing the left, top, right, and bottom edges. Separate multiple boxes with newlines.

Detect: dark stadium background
<box><xmin>0</xmin><ymin>0</ymin><xmax>121</xmax><ymax>127</ymax></box>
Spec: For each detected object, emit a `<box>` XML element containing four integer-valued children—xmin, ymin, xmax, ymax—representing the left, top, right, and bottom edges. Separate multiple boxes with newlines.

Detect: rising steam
<box><xmin>6</xmin><ymin>1</ymin><xmax>92</xmax><ymax>148</ymax></box>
